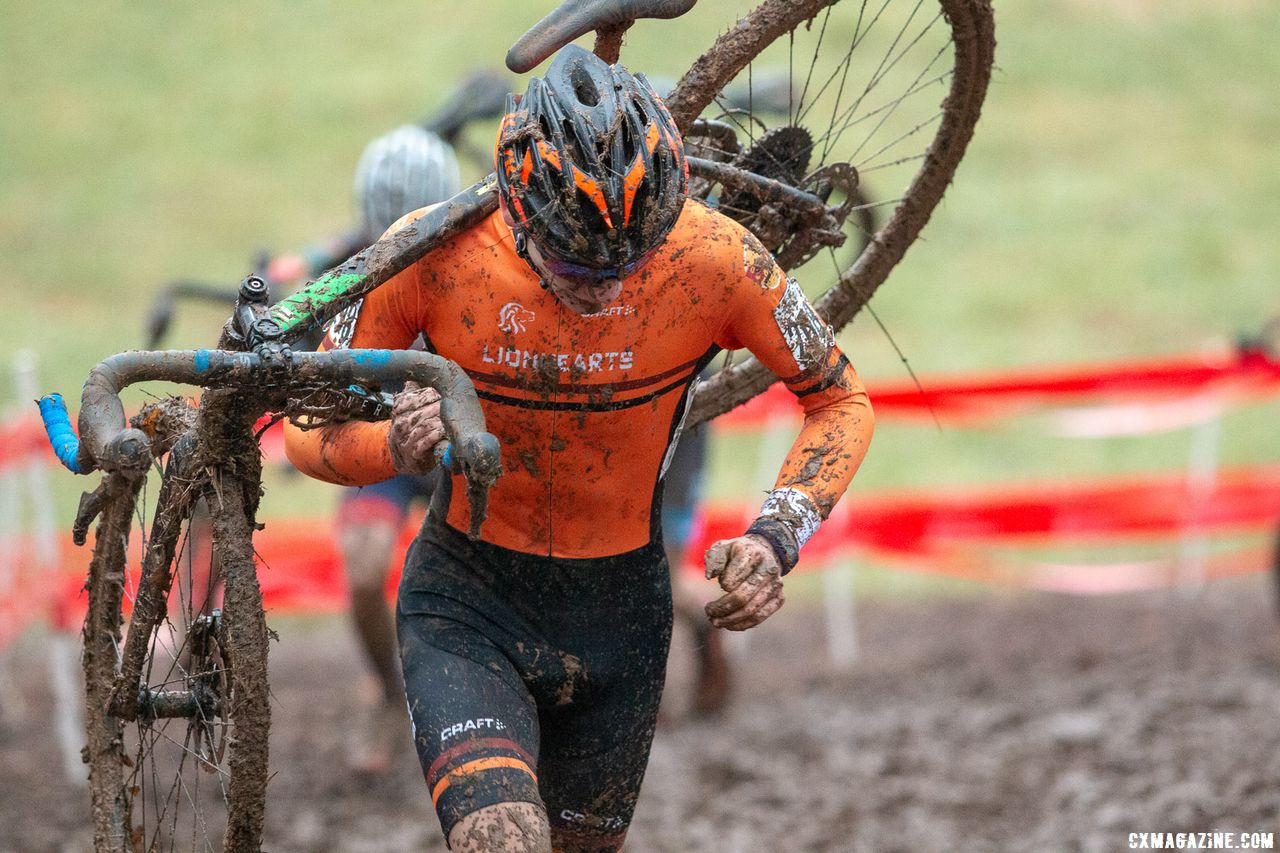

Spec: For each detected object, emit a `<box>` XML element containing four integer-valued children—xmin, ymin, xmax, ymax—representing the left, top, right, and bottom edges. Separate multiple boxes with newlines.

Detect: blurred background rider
<box><xmin>306</xmin><ymin>125</ymin><xmax>461</xmax><ymax>773</ymax></box>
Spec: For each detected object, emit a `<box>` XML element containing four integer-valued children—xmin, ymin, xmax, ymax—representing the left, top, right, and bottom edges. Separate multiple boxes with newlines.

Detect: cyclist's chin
<box><xmin>553</xmin><ymin>278</ymin><xmax>623</xmax><ymax>315</ymax></box>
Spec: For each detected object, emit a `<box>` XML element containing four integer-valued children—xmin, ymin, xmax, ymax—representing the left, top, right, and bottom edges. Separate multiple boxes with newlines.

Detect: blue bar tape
<box><xmin>440</xmin><ymin>443</ymin><xmax>454</xmax><ymax>471</ymax></box>
<box><xmin>36</xmin><ymin>393</ymin><xmax>83</xmax><ymax>474</ymax></box>
<box><xmin>351</xmin><ymin>350</ymin><xmax>393</xmax><ymax>367</ymax></box>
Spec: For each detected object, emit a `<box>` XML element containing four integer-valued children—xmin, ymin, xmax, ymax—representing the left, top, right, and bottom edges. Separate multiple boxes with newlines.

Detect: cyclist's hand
<box><xmin>703</xmin><ymin>535</ymin><xmax>784</xmax><ymax>631</ymax></box>
<box><xmin>388</xmin><ymin>382</ymin><xmax>445</xmax><ymax>474</ymax></box>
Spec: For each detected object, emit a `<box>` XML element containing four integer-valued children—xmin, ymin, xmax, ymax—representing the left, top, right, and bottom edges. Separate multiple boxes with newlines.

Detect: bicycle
<box><xmin>41</xmin><ymin>0</ymin><xmax>993</xmax><ymax>849</ymax></box>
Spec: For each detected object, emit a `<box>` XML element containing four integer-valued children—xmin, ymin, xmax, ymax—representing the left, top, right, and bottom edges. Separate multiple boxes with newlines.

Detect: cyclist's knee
<box><xmin>340</xmin><ymin>518</ymin><xmax>398</xmax><ymax>591</ymax></box>
<box><xmin>448</xmin><ymin>802</ymin><xmax>550</xmax><ymax>853</ymax></box>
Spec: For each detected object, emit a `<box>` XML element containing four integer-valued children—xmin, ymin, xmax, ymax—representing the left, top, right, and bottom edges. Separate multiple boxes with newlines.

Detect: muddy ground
<box><xmin>2</xmin><ymin>577</ymin><xmax>1278</xmax><ymax>852</ymax></box>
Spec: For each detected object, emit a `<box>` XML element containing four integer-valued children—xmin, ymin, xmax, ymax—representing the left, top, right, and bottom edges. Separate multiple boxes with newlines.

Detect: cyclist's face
<box><xmin>525</xmin><ymin>240</ymin><xmax>650</xmax><ymax>315</ymax></box>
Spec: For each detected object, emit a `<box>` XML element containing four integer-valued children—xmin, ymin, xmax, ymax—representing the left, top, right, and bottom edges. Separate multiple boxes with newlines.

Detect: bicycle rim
<box><xmin>668</xmin><ymin>0</ymin><xmax>995</xmax><ymax>425</ymax></box>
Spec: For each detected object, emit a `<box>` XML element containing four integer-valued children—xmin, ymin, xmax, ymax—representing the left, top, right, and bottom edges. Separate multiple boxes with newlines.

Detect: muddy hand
<box><xmin>387</xmin><ymin>381</ymin><xmax>445</xmax><ymax>475</ymax></box>
<box><xmin>704</xmin><ymin>535</ymin><xmax>785</xmax><ymax>631</ymax></box>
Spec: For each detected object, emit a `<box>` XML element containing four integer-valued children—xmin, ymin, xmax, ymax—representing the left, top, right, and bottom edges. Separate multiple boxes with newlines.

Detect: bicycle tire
<box><xmin>209</xmin><ymin>469</ymin><xmax>271</xmax><ymax>851</ymax></box>
<box><xmin>82</xmin><ymin>473</ymin><xmax>147</xmax><ymax>852</ymax></box>
<box><xmin>665</xmin><ymin>0</ymin><xmax>996</xmax><ymax>426</ymax></box>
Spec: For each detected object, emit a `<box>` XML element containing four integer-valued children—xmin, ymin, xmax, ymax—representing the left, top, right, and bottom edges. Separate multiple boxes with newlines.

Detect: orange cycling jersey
<box><xmin>285</xmin><ymin>199</ymin><xmax>873</xmax><ymax>559</ymax></box>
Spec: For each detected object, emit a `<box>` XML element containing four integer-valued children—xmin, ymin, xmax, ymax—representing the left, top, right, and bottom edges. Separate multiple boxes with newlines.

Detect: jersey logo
<box><xmin>499</xmin><ymin>302</ymin><xmax>535</xmax><ymax>334</ymax></box>
<box><xmin>743</xmin><ymin>232</ymin><xmax>783</xmax><ymax>290</ymax></box>
<box><xmin>324</xmin><ymin>299</ymin><xmax>363</xmax><ymax>350</ymax></box>
<box><xmin>582</xmin><ymin>303</ymin><xmax>636</xmax><ymax>318</ymax></box>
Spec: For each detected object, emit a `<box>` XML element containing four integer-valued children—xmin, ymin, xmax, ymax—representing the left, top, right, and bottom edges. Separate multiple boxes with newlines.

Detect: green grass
<box><xmin>3</xmin><ymin>0</ymin><xmax>1278</xmax><ymax>589</ymax></box>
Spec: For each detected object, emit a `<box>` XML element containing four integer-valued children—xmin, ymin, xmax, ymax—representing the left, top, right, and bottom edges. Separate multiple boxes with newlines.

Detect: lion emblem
<box><xmin>499</xmin><ymin>302</ymin><xmax>535</xmax><ymax>334</ymax></box>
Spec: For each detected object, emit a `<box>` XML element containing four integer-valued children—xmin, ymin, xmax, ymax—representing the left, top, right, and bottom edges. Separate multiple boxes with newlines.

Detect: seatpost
<box><xmin>593</xmin><ymin>23</ymin><xmax>630</xmax><ymax>63</ymax></box>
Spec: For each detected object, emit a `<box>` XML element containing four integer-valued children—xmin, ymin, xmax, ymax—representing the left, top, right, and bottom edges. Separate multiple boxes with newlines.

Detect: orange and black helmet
<box><xmin>495</xmin><ymin>44</ymin><xmax>688</xmax><ymax>271</ymax></box>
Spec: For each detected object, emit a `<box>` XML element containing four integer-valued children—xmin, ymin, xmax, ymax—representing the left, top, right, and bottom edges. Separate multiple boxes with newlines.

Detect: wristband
<box><xmin>748</xmin><ymin>488</ymin><xmax>824</xmax><ymax>576</ymax></box>
<box><xmin>745</xmin><ymin>518</ymin><xmax>799</xmax><ymax>575</ymax></box>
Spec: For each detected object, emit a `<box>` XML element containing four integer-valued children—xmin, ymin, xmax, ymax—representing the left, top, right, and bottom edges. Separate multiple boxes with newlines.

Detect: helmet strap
<box><xmin>513</xmin><ymin>231</ymin><xmax>552</xmax><ymax>292</ymax></box>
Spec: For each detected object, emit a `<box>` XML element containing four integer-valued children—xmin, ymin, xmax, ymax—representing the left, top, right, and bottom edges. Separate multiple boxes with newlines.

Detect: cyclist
<box><xmin>285</xmin><ymin>45</ymin><xmax>873</xmax><ymax>853</ymax></box>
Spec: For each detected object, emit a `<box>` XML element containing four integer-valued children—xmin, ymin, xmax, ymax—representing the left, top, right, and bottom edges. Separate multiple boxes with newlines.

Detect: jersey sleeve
<box><xmin>713</xmin><ymin>228</ymin><xmax>874</xmax><ymax>573</ymax></box>
<box><xmin>283</xmin><ymin>211</ymin><xmax>431</xmax><ymax>486</ymax></box>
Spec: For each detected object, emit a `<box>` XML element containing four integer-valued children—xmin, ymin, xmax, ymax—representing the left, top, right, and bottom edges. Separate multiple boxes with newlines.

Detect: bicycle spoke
<box><xmin>859</xmin><ymin>149</ymin><xmax>929</xmax><ymax>174</ymax></box>
<box><xmin>794</xmin><ymin>6</ymin><xmax>834</xmax><ymax>121</ymax></box>
<box><xmin>796</xmin><ymin>0</ymin><xmax>894</xmax><ymax>128</ymax></box>
<box><xmin>821</xmin><ymin>30</ymin><xmax>949</xmax><ymax>161</ymax></box>
<box><xmin>126</xmin><ymin>475</ymin><xmax>150</xmax><ymax>606</ymax></box>
<box><xmin>811</xmin><ymin>9</ymin><xmax>945</xmax><ymax>158</ymax></box>
<box><xmin>132</xmin><ymin>716</ymin><xmax>232</xmax><ymax>851</ymax></box>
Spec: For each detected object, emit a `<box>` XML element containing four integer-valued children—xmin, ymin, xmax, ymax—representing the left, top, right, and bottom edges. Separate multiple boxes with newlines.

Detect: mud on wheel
<box><xmin>76</xmin><ymin>397</ymin><xmax>272</xmax><ymax>853</ymax></box>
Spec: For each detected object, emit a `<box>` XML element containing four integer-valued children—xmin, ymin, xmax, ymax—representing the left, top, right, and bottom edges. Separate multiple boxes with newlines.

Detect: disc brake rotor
<box><xmin>772</xmin><ymin>161</ymin><xmax>861</xmax><ymax>270</ymax></box>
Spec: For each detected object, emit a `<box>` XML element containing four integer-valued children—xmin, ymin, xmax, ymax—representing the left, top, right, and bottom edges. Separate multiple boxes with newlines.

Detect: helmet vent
<box><xmin>561</xmin><ymin>120</ymin><xmax>588</xmax><ymax>166</ymax></box>
<box><xmin>569</xmin><ymin>63</ymin><xmax>601</xmax><ymax>107</ymax></box>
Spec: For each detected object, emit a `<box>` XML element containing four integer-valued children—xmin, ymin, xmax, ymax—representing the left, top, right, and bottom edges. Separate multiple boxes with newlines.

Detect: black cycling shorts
<box><xmin>397</xmin><ymin>513</ymin><xmax>672</xmax><ymax>848</ymax></box>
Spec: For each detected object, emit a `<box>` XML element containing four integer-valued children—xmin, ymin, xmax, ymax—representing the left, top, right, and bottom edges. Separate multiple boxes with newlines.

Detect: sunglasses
<box><xmin>537</xmin><ymin>246</ymin><xmax>658</xmax><ymax>285</ymax></box>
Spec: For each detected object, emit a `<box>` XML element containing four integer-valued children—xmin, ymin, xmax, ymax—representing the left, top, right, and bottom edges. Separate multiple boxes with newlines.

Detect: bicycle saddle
<box><xmin>507</xmin><ymin>0</ymin><xmax>697</xmax><ymax>73</ymax></box>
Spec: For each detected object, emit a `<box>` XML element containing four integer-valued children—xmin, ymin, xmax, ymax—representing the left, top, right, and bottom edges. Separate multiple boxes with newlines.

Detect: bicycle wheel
<box><xmin>666</xmin><ymin>0</ymin><xmax>996</xmax><ymax>425</ymax></box>
<box><xmin>83</xmin><ymin>413</ymin><xmax>271</xmax><ymax>851</ymax></box>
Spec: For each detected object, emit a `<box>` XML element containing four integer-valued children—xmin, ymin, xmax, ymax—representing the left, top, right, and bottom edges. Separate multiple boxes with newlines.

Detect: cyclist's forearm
<box><xmin>283</xmin><ymin>419</ymin><xmax>396</xmax><ymax>486</ymax></box>
<box><xmin>749</xmin><ymin>379</ymin><xmax>874</xmax><ymax>573</ymax></box>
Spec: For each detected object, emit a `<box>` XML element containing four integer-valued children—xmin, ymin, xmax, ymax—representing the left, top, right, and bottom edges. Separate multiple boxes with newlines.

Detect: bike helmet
<box><xmin>495</xmin><ymin>44</ymin><xmax>688</xmax><ymax>270</ymax></box>
<box><xmin>354</xmin><ymin>125</ymin><xmax>462</xmax><ymax>240</ymax></box>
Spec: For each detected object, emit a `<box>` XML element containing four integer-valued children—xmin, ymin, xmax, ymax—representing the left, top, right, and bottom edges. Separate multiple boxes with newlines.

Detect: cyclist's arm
<box><xmin>714</xmin><ymin>236</ymin><xmax>874</xmax><ymax>574</ymax></box>
<box><xmin>283</xmin><ymin>212</ymin><xmax>432</xmax><ymax>485</ymax></box>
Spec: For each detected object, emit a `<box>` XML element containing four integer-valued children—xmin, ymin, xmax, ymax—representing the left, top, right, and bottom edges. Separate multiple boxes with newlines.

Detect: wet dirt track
<box><xmin>2</xmin><ymin>577</ymin><xmax>1278</xmax><ymax>852</ymax></box>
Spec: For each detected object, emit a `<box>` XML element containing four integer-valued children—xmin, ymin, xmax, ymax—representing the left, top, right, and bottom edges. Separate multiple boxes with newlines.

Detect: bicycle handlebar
<box><xmin>421</xmin><ymin>69</ymin><xmax>514</xmax><ymax>143</ymax></box>
<box><xmin>37</xmin><ymin>393</ymin><xmax>85</xmax><ymax>474</ymax></box>
<box><xmin>39</xmin><ymin>348</ymin><xmax>503</xmax><ymax>536</ymax></box>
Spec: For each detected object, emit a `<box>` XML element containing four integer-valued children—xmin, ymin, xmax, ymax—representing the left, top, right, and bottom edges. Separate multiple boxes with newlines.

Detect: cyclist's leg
<box><xmin>340</xmin><ymin>474</ymin><xmax>441</xmax><ymax>772</ymax></box>
<box><xmin>449</xmin><ymin>803</ymin><xmax>550</xmax><ymax>853</ymax></box>
<box><xmin>339</xmin><ymin>473</ymin><xmax>437</xmax><ymax>702</ymax></box>
<box><xmin>1273</xmin><ymin>523</ymin><xmax>1280</xmax><ymax>619</ymax></box>
<box><xmin>665</xmin><ymin>512</ymin><xmax>731</xmax><ymax>717</ymax></box>
<box><xmin>661</xmin><ymin>428</ymin><xmax>730</xmax><ymax>716</ymax></box>
<box><xmin>533</xmin><ymin>550</ymin><xmax>673</xmax><ymax>851</ymax></box>
<box><xmin>398</xmin><ymin>530</ymin><xmax>548</xmax><ymax>849</ymax></box>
